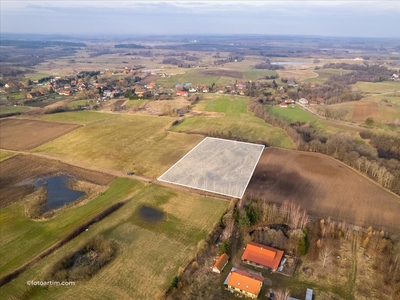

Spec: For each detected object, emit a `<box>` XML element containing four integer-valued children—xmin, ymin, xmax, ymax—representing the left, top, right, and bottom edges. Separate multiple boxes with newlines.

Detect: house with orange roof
<box><xmin>176</xmin><ymin>90</ymin><xmax>188</xmax><ymax>96</ymax></box>
<box><xmin>145</xmin><ymin>82</ymin><xmax>156</xmax><ymax>89</ymax></box>
<box><xmin>241</xmin><ymin>242</ymin><xmax>284</xmax><ymax>271</ymax></box>
<box><xmin>212</xmin><ymin>253</ymin><xmax>229</xmax><ymax>273</ymax></box>
<box><xmin>224</xmin><ymin>268</ymin><xmax>264</xmax><ymax>299</ymax></box>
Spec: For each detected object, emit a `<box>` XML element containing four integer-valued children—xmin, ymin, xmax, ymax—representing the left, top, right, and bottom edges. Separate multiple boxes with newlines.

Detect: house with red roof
<box><xmin>279</xmin><ymin>102</ymin><xmax>288</xmax><ymax>108</ymax></box>
<box><xmin>176</xmin><ymin>90</ymin><xmax>188</xmax><ymax>96</ymax></box>
<box><xmin>224</xmin><ymin>268</ymin><xmax>264</xmax><ymax>299</ymax></box>
<box><xmin>212</xmin><ymin>253</ymin><xmax>229</xmax><ymax>274</ymax></box>
<box><xmin>241</xmin><ymin>242</ymin><xmax>284</xmax><ymax>271</ymax></box>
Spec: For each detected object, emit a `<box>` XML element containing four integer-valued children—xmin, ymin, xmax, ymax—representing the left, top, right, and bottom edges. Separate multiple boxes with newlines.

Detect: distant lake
<box><xmin>271</xmin><ymin>62</ymin><xmax>311</xmax><ymax>65</ymax></box>
<box><xmin>32</xmin><ymin>174</ymin><xmax>85</xmax><ymax>212</ymax></box>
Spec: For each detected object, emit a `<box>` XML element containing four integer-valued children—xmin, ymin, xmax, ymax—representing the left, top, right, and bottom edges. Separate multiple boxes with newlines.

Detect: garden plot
<box><xmin>158</xmin><ymin>137</ymin><xmax>264</xmax><ymax>198</ymax></box>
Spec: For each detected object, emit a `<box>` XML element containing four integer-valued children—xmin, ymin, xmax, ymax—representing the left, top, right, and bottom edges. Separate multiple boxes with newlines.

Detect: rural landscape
<box><xmin>1</xmin><ymin>4</ymin><xmax>400</xmax><ymax>299</ymax></box>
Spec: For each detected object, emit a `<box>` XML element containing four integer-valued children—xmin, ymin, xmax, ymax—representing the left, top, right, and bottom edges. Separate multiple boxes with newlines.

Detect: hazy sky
<box><xmin>1</xmin><ymin>1</ymin><xmax>400</xmax><ymax>38</ymax></box>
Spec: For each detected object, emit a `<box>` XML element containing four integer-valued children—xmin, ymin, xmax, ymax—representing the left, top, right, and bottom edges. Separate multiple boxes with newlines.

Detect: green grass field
<box><xmin>124</xmin><ymin>99</ymin><xmax>145</xmax><ymax>107</ymax></box>
<box><xmin>66</xmin><ymin>100</ymin><xmax>90</xmax><ymax>108</ymax></box>
<box><xmin>156</xmin><ymin>69</ymin><xmax>221</xmax><ymax>88</ymax></box>
<box><xmin>352</xmin><ymin>81</ymin><xmax>400</xmax><ymax>94</ymax></box>
<box><xmin>35</xmin><ymin>112</ymin><xmax>203</xmax><ymax>176</ymax></box>
<box><xmin>266</xmin><ymin>105</ymin><xmax>318</xmax><ymax>123</ymax></box>
<box><xmin>39</xmin><ymin>111</ymin><xmax>120</xmax><ymax>125</ymax></box>
<box><xmin>24</xmin><ymin>73</ymin><xmax>52</xmax><ymax>81</ymax></box>
<box><xmin>0</xmin><ymin>106</ymin><xmax>31</xmax><ymax>115</ymax></box>
<box><xmin>0</xmin><ymin>183</ymin><xmax>228</xmax><ymax>299</ymax></box>
<box><xmin>170</xmin><ymin>96</ymin><xmax>296</xmax><ymax>149</ymax></box>
<box><xmin>0</xmin><ymin>178</ymin><xmax>142</xmax><ymax>277</ymax></box>
<box><xmin>303</xmin><ymin>68</ymin><xmax>352</xmax><ymax>84</ymax></box>
<box><xmin>242</xmin><ymin>69</ymin><xmax>277</xmax><ymax>80</ymax></box>
<box><xmin>0</xmin><ymin>150</ymin><xmax>15</xmax><ymax>162</ymax></box>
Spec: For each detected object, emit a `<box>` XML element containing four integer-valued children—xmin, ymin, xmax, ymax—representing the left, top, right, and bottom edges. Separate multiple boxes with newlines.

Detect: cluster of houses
<box><xmin>212</xmin><ymin>241</ymin><xmax>313</xmax><ymax>299</ymax></box>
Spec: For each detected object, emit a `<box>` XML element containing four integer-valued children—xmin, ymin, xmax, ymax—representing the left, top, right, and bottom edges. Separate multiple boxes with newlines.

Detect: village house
<box><xmin>188</xmin><ymin>87</ymin><xmax>197</xmax><ymax>93</ymax></box>
<box><xmin>212</xmin><ymin>253</ymin><xmax>229</xmax><ymax>274</ymax></box>
<box><xmin>285</xmin><ymin>98</ymin><xmax>295</xmax><ymax>104</ymax></box>
<box><xmin>27</xmin><ymin>91</ymin><xmax>42</xmax><ymax>99</ymax></box>
<box><xmin>176</xmin><ymin>90</ymin><xmax>188</xmax><ymax>97</ymax></box>
<box><xmin>280</xmin><ymin>102</ymin><xmax>288</xmax><ymax>108</ymax></box>
<box><xmin>202</xmin><ymin>87</ymin><xmax>209</xmax><ymax>93</ymax></box>
<box><xmin>241</xmin><ymin>242</ymin><xmax>284</xmax><ymax>272</ymax></box>
<box><xmin>145</xmin><ymin>82</ymin><xmax>156</xmax><ymax>89</ymax></box>
<box><xmin>58</xmin><ymin>90</ymin><xmax>72</xmax><ymax>96</ymax></box>
<box><xmin>224</xmin><ymin>268</ymin><xmax>264</xmax><ymax>299</ymax></box>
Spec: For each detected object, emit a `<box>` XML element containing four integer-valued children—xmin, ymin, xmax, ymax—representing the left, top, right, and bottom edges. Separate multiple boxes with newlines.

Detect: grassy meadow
<box><xmin>171</xmin><ymin>95</ymin><xmax>296</xmax><ymax>149</ymax></box>
<box><xmin>35</xmin><ymin>112</ymin><xmax>203</xmax><ymax>176</ymax></box>
<box><xmin>352</xmin><ymin>81</ymin><xmax>400</xmax><ymax>94</ymax></box>
<box><xmin>39</xmin><ymin>111</ymin><xmax>120</xmax><ymax>125</ymax></box>
<box><xmin>266</xmin><ymin>106</ymin><xmax>318</xmax><ymax>123</ymax></box>
<box><xmin>0</xmin><ymin>106</ymin><xmax>31</xmax><ymax>115</ymax></box>
<box><xmin>0</xmin><ymin>150</ymin><xmax>15</xmax><ymax>162</ymax></box>
<box><xmin>66</xmin><ymin>100</ymin><xmax>90</xmax><ymax>108</ymax></box>
<box><xmin>0</xmin><ymin>183</ymin><xmax>228</xmax><ymax>299</ymax></box>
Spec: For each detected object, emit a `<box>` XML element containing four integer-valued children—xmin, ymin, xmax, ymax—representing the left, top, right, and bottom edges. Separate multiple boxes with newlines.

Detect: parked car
<box><xmin>126</xmin><ymin>172</ymin><xmax>134</xmax><ymax>176</ymax></box>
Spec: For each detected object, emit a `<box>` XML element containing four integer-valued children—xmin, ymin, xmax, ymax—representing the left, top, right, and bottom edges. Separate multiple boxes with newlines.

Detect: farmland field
<box><xmin>0</xmin><ymin>119</ymin><xmax>80</xmax><ymax>150</ymax></box>
<box><xmin>66</xmin><ymin>100</ymin><xmax>90</xmax><ymax>108</ymax></box>
<box><xmin>0</xmin><ymin>183</ymin><xmax>228</xmax><ymax>299</ymax></box>
<box><xmin>0</xmin><ymin>105</ymin><xmax>31</xmax><ymax>116</ymax></box>
<box><xmin>351</xmin><ymin>100</ymin><xmax>379</xmax><ymax>122</ymax></box>
<box><xmin>352</xmin><ymin>81</ymin><xmax>400</xmax><ymax>94</ymax></box>
<box><xmin>245</xmin><ymin>148</ymin><xmax>400</xmax><ymax>233</ymax></box>
<box><xmin>34</xmin><ymin>113</ymin><xmax>204</xmax><ymax>177</ymax></box>
<box><xmin>266</xmin><ymin>105</ymin><xmax>318</xmax><ymax>123</ymax></box>
<box><xmin>170</xmin><ymin>96</ymin><xmax>296</xmax><ymax>149</ymax></box>
<box><xmin>0</xmin><ymin>154</ymin><xmax>115</xmax><ymax>208</ymax></box>
<box><xmin>39</xmin><ymin>110</ymin><xmax>120</xmax><ymax>125</ymax></box>
<box><xmin>0</xmin><ymin>150</ymin><xmax>14</xmax><ymax>162</ymax></box>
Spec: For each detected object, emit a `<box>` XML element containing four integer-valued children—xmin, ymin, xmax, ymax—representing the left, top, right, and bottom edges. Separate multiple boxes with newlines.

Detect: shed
<box><xmin>212</xmin><ymin>253</ymin><xmax>229</xmax><ymax>273</ymax></box>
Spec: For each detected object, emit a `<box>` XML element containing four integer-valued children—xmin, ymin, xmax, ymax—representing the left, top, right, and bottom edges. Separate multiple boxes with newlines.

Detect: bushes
<box><xmin>25</xmin><ymin>188</ymin><xmax>47</xmax><ymax>219</ymax></box>
<box><xmin>45</xmin><ymin>236</ymin><xmax>115</xmax><ymax>282</ymax></box>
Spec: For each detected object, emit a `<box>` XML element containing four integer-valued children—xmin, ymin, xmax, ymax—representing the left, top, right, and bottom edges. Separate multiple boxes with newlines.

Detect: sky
<box><xmin>1</xmin><ymin>1</ymin><xmax>400</xmax><ymax>38</ymax></box>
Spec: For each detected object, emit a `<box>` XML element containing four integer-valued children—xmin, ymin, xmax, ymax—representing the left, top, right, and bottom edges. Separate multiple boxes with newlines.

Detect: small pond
<box><xmin>138</xmin><ymin>205</ymin><xmax>165</xmax><ymax>223</ymax></box>
<box><xmin>32</xmin><ymin>174</ymin><xmax>85</xmax><ymax>212</ymax></box>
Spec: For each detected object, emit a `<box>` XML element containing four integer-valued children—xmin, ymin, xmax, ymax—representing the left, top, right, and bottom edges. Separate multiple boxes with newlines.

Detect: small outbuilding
<box><xmin>279</xmin><ymin>102</ymin><xmax>288</xmax><ymax>108</ymax></box>
<box><xmin>212</xmin><ymin>253</ymin><xmax>229</xmax><ymax>273</ymax></box>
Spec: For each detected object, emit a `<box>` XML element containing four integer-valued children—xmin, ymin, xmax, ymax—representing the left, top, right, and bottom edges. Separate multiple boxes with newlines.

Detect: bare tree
<box><xmin>319</xmin><ymin>246</ymin><xmax>333</xmax><ymax>268</ymax></box>
<box><xmin>274</xmin><ymin>288</ymin><xmax>290</xmax><ymax>300</ymax></box>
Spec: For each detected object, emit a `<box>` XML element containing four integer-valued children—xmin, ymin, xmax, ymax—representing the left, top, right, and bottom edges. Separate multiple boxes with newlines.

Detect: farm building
<box><xmin>176</xmin><ymin>90</ymin><xmax>188</xmax><ymax>96</ymax></box>
<box><xmin>58</xmin><ymin>90</ymin><xmax>72</xmax><ymax>96</ymax></box>
<box><xmin>224</xmin><ymin>268</ymin><xmax>264</xmax><ymax>299</ymax></box>
<box><xmin>298</xmin><ymin>98</ymin><xmax>308</xmax><ymax>105</ymax></box>
<box><xmin>27</xmin><ymin>91</ymin><xmax>42</xmax><ymax>99</ymax></box>
<box><xmin>212</xmin><ymin>253</ymin><xmax>229</xmax><ymax>273</ymax></box>
<box><xmin>241</xmin><ymin>242</ymin><xmax>284</xmax><ymax>271</ymax></box>
<box><xmin>279</xmin><ymin>102</ymin><xmax>288</xmax><ymax>108</ymax></box>
<box><xmin>285</xmin><ymin>98</ymin><xmax>295</xmax><ymax>104</ymax></box>
<box><xmin>202</xmin><ymin>87</ymin><xmax>209</xmax><ymax>93</ymax></box>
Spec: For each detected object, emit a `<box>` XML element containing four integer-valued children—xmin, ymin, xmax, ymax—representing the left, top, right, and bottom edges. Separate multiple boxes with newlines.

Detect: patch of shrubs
<box><xmin>45</xmin><ymin>236</ymin><xmax>116</xmax><ymax>282</ymax></box>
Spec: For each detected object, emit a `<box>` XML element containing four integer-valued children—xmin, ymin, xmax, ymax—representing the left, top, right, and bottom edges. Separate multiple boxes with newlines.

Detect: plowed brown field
<box><xmin>0</xmin><ymin>118</ymin><xmax>80</xmax><ymax>150</ymax></box>
<box><xmin>245</xmin><ymin>148</ymin><xmax>400</xmax><ymax>233</ymax></box>
<box><xmin>0</xmin><ymin>154</ymin><xmax>115</xmax><ymax>208</ymax></box>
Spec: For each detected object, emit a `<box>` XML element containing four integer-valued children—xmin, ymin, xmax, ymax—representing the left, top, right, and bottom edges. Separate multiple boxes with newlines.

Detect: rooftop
<box><xmin>241</xmin><ymin>242</ymin><xmax>284</xmax><ymax>270</ymax></box>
